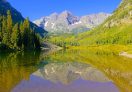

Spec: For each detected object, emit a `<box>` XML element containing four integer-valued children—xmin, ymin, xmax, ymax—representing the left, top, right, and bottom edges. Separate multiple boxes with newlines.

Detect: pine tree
<box><xmin>1</xmin><ymin>14</ymin><xmax>41</xmax><ymax>50</ymax></box>
<box><xmin>7</xmin><ymin>10</ymin><xmax>13</xmax><ymax>46</ymax></box>
<box><xmin>0</xmin><ymin>16</ymin><xmax>2</xmax><ymax>42</ymax></box>
<box><xmin>22</xmin><ymin>18</ymin><xmax>31</xmax><ymax>49</ymax></box>
<box><xmin>34</xmin><ymin>34</ymin><xmax>41</xmax><ymax>49</ymax></box>
<box><xmin>23</xmin><ymin>18</ymin><xmax>30</xmax><ymax>29</ymax></box>
<box><xmin>17</xmin><ymin>25</ymin><xmax>22</xmax><ymax>49</ymax></box>
<box><xmin>2</xmin><ymin>16</ymin><xmax>8</xmax><ymax>45</ymax></box>
<box><xmin>7</xmin><ymin>10</ymin><xmax>13</xmax><ymax>32</ymax></box>
<box><xmin>11</xmin><ymin>23</ymin><xmax>19</xmax><ymax>48</ymax></box>
<box><xmin>29</xmin><ymin>29</ymin><xmax>35</xmax><ymax>49</ymax></box>
<box><xmin>20</xmin><ymin>22</ymin><xmax>24</xmax><ymax>33</ymax></box>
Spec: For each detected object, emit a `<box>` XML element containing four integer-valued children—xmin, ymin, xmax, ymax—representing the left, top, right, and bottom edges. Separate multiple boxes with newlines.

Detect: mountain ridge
<box><xmin>48</xmin><ymin>0</ymin><xmax>132</xmax><ymax>47</ymax></box>
<box><xmin>76</xmin><ymin>0</ymin><xmax>132</xmax><ymax>45</ymax></box>
<box><xmin>34</xmin><ymin>11</ymin><xmax>110</xmax><ymax>34</ymax></box>
<box><xmin>0</xmin><ymin>0</ymin><xmax>47</xmax><ymax>36</ymax></box>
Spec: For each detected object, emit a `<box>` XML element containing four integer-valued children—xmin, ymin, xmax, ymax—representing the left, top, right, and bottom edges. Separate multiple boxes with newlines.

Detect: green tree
<box><xmin>20</xmin><ymin>22</ymin><xmax>24</xmax><ymax>33</ymax></box>
<box><xmin>23</xmin><ymin>18</ymin><xmax>30</xmax><ymax>29</ymax></box>
<box><xmin>1</xmin><ymin>14</ymin><xmax>41</xmax><ymax>51</ymax></box>
<box><xmin>7</xmin><ymin>10</ymin><xmax>13</xmax><ymax>45</ymax></box>
<box><xmin>22</xmin><ymin>18</ymin><xmax>30</xmax><ymax>49</ymax></box>
<box><xmin>2</xmin><ymin>16</ymin><xmax>8</xmax><ymax>45</ymax></box>
<box><xmin>0</xmin><ymin>16</ymin><xmax>2</xmax><ymax>41</ymax></box>
<box><xmin>11</xmin><ymin>23</ymin><xmax>19</xmax><ymax>48</ymax></box>
<box><xmin>17</xmin><ymin>30</ymin><xmax>22</xmax><ymax>49</ymax></box>
<box><xmin>7</xmin><ymin>10</ymin><xmax>13</xmax><ymax>32</ymax></box>
<box><xmin>34</xmin><ymin>33</ymin><xmax>41</xmax><ymax>49</ymax></box>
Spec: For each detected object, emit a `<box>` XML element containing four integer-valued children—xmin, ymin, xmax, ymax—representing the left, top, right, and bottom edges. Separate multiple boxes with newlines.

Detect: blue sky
<box><xmin>7</xmin><ymin>0</ymin><xmax>121</xmax><ymax>21</ymax></box>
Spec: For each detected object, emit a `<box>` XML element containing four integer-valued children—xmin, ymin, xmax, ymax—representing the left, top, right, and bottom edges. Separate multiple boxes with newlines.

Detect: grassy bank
<box><xmin>68</xmin><ymin>45</ymin><xmax>132</xmax><ymax>54</ymax></box>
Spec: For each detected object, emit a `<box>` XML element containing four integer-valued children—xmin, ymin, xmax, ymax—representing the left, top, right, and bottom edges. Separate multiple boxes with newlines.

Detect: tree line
<box><xmin>0</xmin><ymin>10</ymin><xmax>41</xmax><ymax>50</ymax></box>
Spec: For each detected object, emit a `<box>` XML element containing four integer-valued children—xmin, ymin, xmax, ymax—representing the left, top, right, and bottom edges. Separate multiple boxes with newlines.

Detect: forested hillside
<box><xmin>0</xmin><ymin>11</ymin><xmax>41</xmax><ymax>50</ymax></box>
<box><xmin>0</xmin><ymin>0</ymin><xmax>47</xmax><ymax>37</ymax></box>
<box><xmin>49</xmin><ymin>0</ymin><xmax>132</xmax><ymax>47</ymax></box>
<box><xmin>77</xmin><ymin>0</ymin><xmax>132</xmax><ymax>46</ymax></box>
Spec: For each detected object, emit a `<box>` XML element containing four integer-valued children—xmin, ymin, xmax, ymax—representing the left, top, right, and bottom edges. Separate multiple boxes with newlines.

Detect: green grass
<box><xmin>78</xmin><ymin>24</ymin><xmax>132</xmax><ymax>46</ymax></box>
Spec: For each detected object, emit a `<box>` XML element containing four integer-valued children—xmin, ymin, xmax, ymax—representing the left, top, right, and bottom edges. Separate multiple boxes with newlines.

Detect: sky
<box><xmin>7</xmin><ymin>0</ymin><xmax>121</xmax><ymax>21</ymax></box>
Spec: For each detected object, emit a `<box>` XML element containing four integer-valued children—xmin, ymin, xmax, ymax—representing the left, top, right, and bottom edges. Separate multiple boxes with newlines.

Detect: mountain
<box><xmin>0</xmin><ymin>0</ymin><xmax>47</xmax><ymax>36</ymax></box>
<box><xmin>34</xmin><ymin>11</ymin><xmax>110</xmax><ymax>34</ymax></box>
<box><xmin>48</xmin><ymin>0</ymin><xmax>132</xmax><ymax>47</ymax></box>
<box><xmin>75</xmin><ymin>0</ymin><xmax>132</xmax><ymax>46</ymax></box>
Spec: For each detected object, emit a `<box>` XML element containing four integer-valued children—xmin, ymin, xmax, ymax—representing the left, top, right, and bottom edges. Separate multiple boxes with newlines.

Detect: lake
<box><xmin>0</xmin><ymin>49</ymin><xmax>132</xmax><ymax>92</ymax></box>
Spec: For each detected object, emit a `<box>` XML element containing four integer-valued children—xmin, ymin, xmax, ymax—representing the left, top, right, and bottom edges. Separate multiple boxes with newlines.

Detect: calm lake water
<box><xmin>0</xmin><ymin>49</ymin><xmax>132</xmax><ymax>92</ymax></box>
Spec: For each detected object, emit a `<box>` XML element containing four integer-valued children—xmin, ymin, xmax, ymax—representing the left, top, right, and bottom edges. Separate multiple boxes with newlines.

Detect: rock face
<box><xmin>34</xmin><ymin>11</ymin><xmax>110</xmax><ymax>34</ymax></box>
<box><xmin>0</xmin><ymin>0</ymin><xmax>47</xmax><ymax>36</ymax></box>
<box><xmin>33</xmin><ymin>62</ymin><xmax>110</xmax><ymax>84</ymax></box>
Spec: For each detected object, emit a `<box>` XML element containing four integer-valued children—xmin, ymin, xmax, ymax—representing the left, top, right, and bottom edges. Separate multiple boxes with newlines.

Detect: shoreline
<box><xmin>119</xmin><ymin>52</ymin><xmax>132</xmax><ymax>59</ymax></box>
<box><xmin>41</xmin><ymin>42</ymin><xmax>62</xmax><ymax>51</ymax></box>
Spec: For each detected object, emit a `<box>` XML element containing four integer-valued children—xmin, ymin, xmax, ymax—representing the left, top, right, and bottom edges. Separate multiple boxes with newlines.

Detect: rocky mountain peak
<box><xmin>49</xmin><ymin>12</ymin><xmax>58</xmax><ymax>21</ymax></box>
<box><xmin>34</xmin><ymin>11</ymin><xmax>110</xmax><ymax>34</ymax></box>
<box><xmin>58</xmin><ymin>10</ymin><xmax>79</xmax><ymax>25</ymax></box>
<box><xmin>49</xmin><ymin>12</ymin><xmax>58</xmax><ymax>17</ymax></box>
<box><xmin>59</xmin><ymin>10</ymin><xmax>72</xmax><ymax>17</ymax></box>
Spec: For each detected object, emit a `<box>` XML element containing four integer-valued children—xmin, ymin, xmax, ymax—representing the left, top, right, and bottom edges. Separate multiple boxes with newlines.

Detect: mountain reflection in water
<box><xmin>12</xmin><ymin>62</ymin><xmax>119</xmax><ymax>92</ymax></box>
<box><xmin>1</xmin><ymin>49</ymin><xmax>131</xmax><ymax>92</ymax></box>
